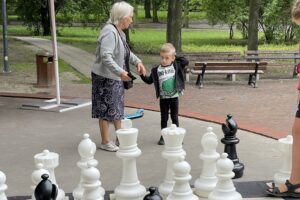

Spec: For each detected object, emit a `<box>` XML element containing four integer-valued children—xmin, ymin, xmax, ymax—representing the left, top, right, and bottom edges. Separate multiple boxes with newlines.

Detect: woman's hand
<box><xmin>136</xmin><ymin>63</ymin><xmax>146</xmax><ymax>76</ymax></box>
<box><xmin>120</xmin><ymin>71</ymin><xmax>132</xmax><ymax>81</ymax></box>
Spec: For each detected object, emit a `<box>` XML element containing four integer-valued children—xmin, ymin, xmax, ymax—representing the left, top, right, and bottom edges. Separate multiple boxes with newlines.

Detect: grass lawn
<box><xmin>3</xmin><ymin>25</ymin><xmax>300</xmax><ymax>79</ymax></box>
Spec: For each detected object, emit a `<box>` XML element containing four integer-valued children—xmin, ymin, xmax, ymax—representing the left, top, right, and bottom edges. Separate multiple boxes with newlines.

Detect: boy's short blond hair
<box><xmin>160</xmin><ymin>43</ymin><xmax>176</xmax><ymax>55</ymax></box>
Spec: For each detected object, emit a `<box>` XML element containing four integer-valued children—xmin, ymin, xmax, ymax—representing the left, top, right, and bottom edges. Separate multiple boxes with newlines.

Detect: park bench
<box><xmin>191</xmin><ymin>61</ymin><xmax>268</xmax><ymax>88</ymax></box>
<box><xmin>180</xmin><ymin>51</ymin><xmax>242</xmax><ymax>81</ymax></box>
<box><xmin>245</xmin><ymin>50</ymin><xmax>300</xmax><ymax>77</ymax></box>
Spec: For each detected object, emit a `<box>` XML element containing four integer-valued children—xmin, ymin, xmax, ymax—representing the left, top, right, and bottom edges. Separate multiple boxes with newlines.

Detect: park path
<box><xmin>10</xmin><ymin>36</ymin><xmax>300</xmax><ymax>139</ymax></box>
<box><xmin>15</xmin><ymin>36</ymin><xmax>94</xmax><ymax>78</ymax></box>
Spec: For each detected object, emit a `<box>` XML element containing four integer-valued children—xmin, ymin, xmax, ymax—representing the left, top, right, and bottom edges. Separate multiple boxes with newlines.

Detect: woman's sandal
<box><xmin>266</xmin><ymin>180</ymin><xmax>300</xmax><ymax>197</ymax></box>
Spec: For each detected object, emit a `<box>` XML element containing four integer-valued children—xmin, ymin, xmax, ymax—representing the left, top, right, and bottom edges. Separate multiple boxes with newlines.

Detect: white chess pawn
<box><xmin>31</xmin><ymin>163</ymin><xmax>49</xmax><ymax>200</ymax></box>
<box><xmin>34</xmin><ymin>150</ymin><xmax>66</xmax><ymax>200</ymax></box>
<box><xmin>166</xmin><ymin>157</ymin><xmax>198</xmax><ymax>200</ymax></box>
<box><xmin>113</xmin><ymin>118</ymin><xmax>146</xmax><ymax>200</ymax></box>
<box><xmin>159</xmin><ymin>124</ymin><xmax>186</xmax><ymax>199</ymax></box>
<box><xmin>274</xmin><ymin>135</ymin><xmax>293</xmax><ymax>186</ymax></box>
<box><xmin>208</xmin><ymin>153</ymin><xmax>242</xmax><ymax>200</ymax></box>
<box><xmin>194</xmin><ymin>127</ymin><xmax>220</xmax><ymax>197</ymax></box>
<box><xmin>0</xmin><ymin>171</ymin><xmax>7</xmax><ymax>200</ymax></box>
<box><xmin>73</xmin><ymin>133</ymin><xmax>98</xmax><ymax>200</ymax></box>
<box><xmin>82</xmin><ymin>161</ymin><xmax>105</xmax><ymax>200</ymax></box>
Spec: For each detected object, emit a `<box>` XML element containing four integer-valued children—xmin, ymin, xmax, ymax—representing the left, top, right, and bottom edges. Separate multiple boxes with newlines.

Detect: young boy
<box><xmin>140</xmin><ymin>43</ymin><xmax>189</xmax><ymax>145</ymax></box>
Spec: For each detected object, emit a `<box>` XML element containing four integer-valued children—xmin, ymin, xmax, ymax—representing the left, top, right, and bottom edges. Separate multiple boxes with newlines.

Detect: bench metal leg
<box><xmin>196</xmin><ymin>75</ymin><xmax>200</xmax><ymax>86</ymax></box>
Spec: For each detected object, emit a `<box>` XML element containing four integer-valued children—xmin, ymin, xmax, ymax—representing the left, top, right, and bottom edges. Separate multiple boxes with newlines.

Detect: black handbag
<box><xmin>111</xmin><ymin>24</ymin><xmax>136</xmax><ymax>90</ymax></box>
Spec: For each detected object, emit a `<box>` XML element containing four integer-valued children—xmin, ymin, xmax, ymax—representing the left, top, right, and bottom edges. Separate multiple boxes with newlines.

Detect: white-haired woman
<box><xmin>91</xmin><ymin>1</ymin><xmax>146</xmax><ymax>152</ymax></box>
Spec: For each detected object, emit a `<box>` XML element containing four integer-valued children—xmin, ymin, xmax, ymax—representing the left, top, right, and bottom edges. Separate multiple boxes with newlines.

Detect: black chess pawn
<box><xmin>221</xmin><ymin>114</ymin><xmax>244</xmax><ymax>179</ymax></box>
<box><xmin>143</xmin><ymin>187</ymin><xmax>163</xmax><ymax>200</ymax></box>
<box><xmin>34</xmin><ymin>174</ymin><xmax>58</xmax><ymax>200</ymax></box>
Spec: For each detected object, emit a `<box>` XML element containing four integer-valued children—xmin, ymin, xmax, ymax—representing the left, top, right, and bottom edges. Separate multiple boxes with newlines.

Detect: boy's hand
<box><xmin>136</xmin><ymin>63</ymin><xmax>146</xmax><ymax>75</ymax></box>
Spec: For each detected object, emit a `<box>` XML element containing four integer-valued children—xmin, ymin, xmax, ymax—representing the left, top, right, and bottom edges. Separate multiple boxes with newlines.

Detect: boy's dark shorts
<box><xmin>296</xmin><ymin>101</ymin><xmax>300</xmax><ymax>118</ymax></box>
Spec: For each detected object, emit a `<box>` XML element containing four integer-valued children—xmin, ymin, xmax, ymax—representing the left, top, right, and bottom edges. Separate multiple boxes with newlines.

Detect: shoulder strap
<box><xmin>111</xmin><ymin>24</ymin><xmax>131</xmax><ymax>72</ymax></box>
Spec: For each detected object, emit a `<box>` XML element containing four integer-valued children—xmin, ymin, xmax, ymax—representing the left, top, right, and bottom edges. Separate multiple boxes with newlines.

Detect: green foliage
<box><xmin>15</xmin><ymin>0</ymin><xmax>76</xmax><ymax>36</ymax></box>
<box><xmin>202</xmin><ymin>0</ymin><xmax>248</xmax><ymax>39</ymax></box>
<box><xmin>75</xmin><ymin>0</ymin><xmax>113</xmax><ymax>25</ymax></box>
<box><xmin>260</xmin><ymin>0</ymin><xmax>297</xmax><ymax>43</ymax></box>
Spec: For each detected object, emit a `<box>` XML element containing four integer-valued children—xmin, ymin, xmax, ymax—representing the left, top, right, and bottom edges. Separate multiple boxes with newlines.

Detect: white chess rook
<box><xmin>158</xmin><ymin>124</ymin><xmax>186</xmax><ymax>199</ymax></box>
<box><xmin>274</xmin><ymin>135</ymin><xmax>293</xmax><ymax>186</ymax></box>
<box><xmin>208</xmin><ymin>153</ymin><xmax>242</xmax><ymax>200</ymax></box>
<box><xmin>34</xmin><ymin>150</ymin><xmax>66</xmax><ymax>200</ymax></box>
<box><xmin>31</xmin><ymin>163</ymin><xmax>49</xmax><ymax>200</ymax></box>
<box><xmin>0</xmin><ymin>171</ymin><xmax>7</xmax><ymax>200</ymax></box>
<box><xmin>113</xmin><ymin>119</ymin><xmax>146</xmax><ymax>200</ymax></box>
<box><xmin>166</xmin><ymin>157</ymin><xmax>199</xmax><ymax>200</ymax></box>
<box><xmin>194</xmin><ymin>127</ymin><xmax>220</xmax><ymax>197</ymax></box>
<box><xmin>73</xmin><ymin>133</ymin><xmax>99</xmax><ymax>200</ymax></box>
<box><xmin>82</xmin><ymin>161</ymin><xmax>105</xmax><ymax>200</ymax></box>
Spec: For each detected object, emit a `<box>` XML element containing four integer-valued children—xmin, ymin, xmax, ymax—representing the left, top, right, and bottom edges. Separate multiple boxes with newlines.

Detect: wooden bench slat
<box><xmin>191</xmin><ymin>70</ymin><xmax>265</xmax><ymax>74</ymax></box>
<box><xmin>193</xmin><ymin>66</ymin><xmax>267</xmax><ymax>71</ymax></box>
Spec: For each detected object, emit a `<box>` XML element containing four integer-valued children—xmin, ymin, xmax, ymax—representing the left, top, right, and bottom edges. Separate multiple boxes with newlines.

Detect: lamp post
<box><xmin>2</xmin><ymin>0</ymin><xmax>10</xmax><ymax>73</ymax></box>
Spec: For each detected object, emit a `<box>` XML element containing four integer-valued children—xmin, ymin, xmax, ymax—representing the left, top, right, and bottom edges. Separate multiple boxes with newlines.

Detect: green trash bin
<box><xmin>36</xmin><ymin>51</ymin><xmax>55</xmax><ymax>87</ymax></box>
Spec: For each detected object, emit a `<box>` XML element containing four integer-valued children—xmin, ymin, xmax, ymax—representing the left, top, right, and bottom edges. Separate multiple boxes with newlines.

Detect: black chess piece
<box><xmin>221</xmin><ymin>114</ymin><xmax>244</xmax><ymax>179</ymax></box>
<box><xmin>143</xmin><ymin>187</ymin><xmax>163</xmax><ymax>200</ymax></box>
<box><xmin>34</xmin><ymin>174</ymin><xmax>58</xmax><ymax>200</ymax></box>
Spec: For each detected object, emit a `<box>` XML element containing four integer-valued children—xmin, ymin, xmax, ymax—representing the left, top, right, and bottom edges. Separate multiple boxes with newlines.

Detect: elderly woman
<box><xmin>91</xmin><ymin>1</ymin><xmax>146</xmax><ymax>152</ymax></box>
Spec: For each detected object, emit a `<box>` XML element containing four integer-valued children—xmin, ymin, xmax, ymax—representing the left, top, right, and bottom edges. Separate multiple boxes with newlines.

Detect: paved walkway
<box><xmin>6</xmin><ymin>37</ymin><xmax>300</xmax><ymax>139</ymax></box>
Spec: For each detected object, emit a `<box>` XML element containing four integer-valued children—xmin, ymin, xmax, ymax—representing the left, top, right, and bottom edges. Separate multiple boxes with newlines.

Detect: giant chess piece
<box><xmin>112</xmin><ymin>119</ymin><xmax>146</xmax><ymax>200</ymax></box>
<box><xmin>143</xmin><ymin>187</ymin><xmax>163</xmax><ymax>200</ymax></box>
<box><xmin>31</xmin><ymin>163</ymin><xmax>50</xmax><ymax>200</ymax></box>
<box><xmin>34</xmin><ymin>174</ymin><xmax>58</xmax><ymax>200</ymax></box>
<box><xmin>0</xmin><ymin>171</ymin><xmax>8</xmax><ymax>200</ymax></box>
<box><xmin>81</xmin><ymin>161</ymin><xmax>105</xmax><ymax>200</ymax></box>
<box><xmin>158</xmin><ymin>124</ymin><xmax>186</xmax><ymax>199</ymax></box>
<box><xmin>166</xmin><ymin>157</ymin><xmax>198</xmax><ymax>200</ymax></box>
<box><xmin>194</xmin><ymin>127</ymin><xmax>220</xmax><ymax>197</ymax></box>
<box><xmin>208</xmin><ymin>153</ymin><xmax>242</xmax><ymax>200</ymax></box>
<box><xmin>34</xmin><ymin>150</ymin><xmax>66</xmax><ymax>200</ymax></box>
<box><xmin>221</xmin><ymin>114</ymin><xmax>244</xmax><ymax>178</ymax></box>
<box><xmin>73</xmin><ymin>133</ymin><xmax>100</xmax><ymax>200</ymax></box>
<box><xmin>274</xmin><ymin>135</ymin><xmax>293</xmax><ymax>186</ymax></box>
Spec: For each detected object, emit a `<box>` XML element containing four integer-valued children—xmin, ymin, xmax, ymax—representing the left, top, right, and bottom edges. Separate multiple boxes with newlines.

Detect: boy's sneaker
<box><xmin>157</xmin><ymin>136</ymin><xmax>165</xmax><ymax>145</ymax></box>
<box><xmin>98</xmin><ymin>141</ymin><xmax>119</xmax><ymax>152</ymax></box>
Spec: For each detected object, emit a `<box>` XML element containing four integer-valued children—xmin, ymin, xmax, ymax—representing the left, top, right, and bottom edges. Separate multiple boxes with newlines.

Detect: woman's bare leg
<box><xmin>99</xmin><ymin>119</ymin><xmax>110</xmax><ymax>144</ymax></box>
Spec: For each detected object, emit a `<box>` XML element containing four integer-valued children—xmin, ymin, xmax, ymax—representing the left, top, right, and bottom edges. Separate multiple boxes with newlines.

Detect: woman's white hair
<box><xmin>107</xmin><ymin>1</ymin><xmax>134</xmax><ymax>25</ymax></box>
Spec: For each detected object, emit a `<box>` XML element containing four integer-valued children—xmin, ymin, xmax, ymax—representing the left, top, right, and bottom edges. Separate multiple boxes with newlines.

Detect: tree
<box><xmin>152</xmin><ymin>0</ymin><xmax>159</xmax><ymax>22</ymax></box>
<box><xmin>202</xmin><ymin>0</ymin><xmax>248</xmax><ymax>39</ymax></box>
<box><xmin>259</xmin><ymin>0</ymin><xmax>296</xmax><ymax>43</ymax></box>
<box><xmin>166</xmin><ymin>0</ymin><xmax>184</xmax><ymax>52</ymax></box>
<box><xmin>144</xmin><ymin>0</ymin><xmax>151</xmax><ymax>18</ymax></box>
<box><xmin>183</xmin><ymin>0</ymin><xmax>189</xmax><ymax>28</ymax></box>
<box><xmin>15</xmin><ymin>0</ymin><xmax>75</xmax><ymax>36</ymax></box>
<box><xmin>248</xmin><ymin>0</ymin><xmax>259</xmax><ymax>50</ymax></box>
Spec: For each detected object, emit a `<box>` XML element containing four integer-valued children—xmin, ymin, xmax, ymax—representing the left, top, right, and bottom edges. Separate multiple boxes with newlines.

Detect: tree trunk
<box><xmin>132</xmin><ymin>0</ymin><xmax>139</xmax><ymax>28</ymax></box>
<box><xmin>144</xmin><ymin>0</ymin><xmax>151</xmax><ymax>18</ymax></box>
<box><xmin>167</xmin><ymin>0</ymin><xmax>184</xmax><ymax>52</ymax></box>
<box><xmin>152</xmin><ymin>0</ymin><xmax>158</xmax><ymax>22</ymax></box>
<box><xmin>229</xmin><ymin>23</ymin><xmax>234</xmax><ymax>39</ymax></box>
<box><xmin>247</xmin><ymin>0</ymin><xmax>259</xmax><ymax>50</ymax></box>
<box><xmin>183</xmin><ymin>0</ymin><xmax>189</xmax><ymax>28</ymax></box>
<box><xmin>41</xmin><ymin>1</ymin><xmax>50</xmax><ymax>36</ymax></box>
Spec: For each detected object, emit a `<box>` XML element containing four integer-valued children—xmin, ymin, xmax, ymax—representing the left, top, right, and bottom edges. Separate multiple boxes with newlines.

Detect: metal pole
<box><xmin>49</xmin><ymin>0</ymin><xmax>61</xmax><ymax>105</ymax></box>
<box><xmin>2</xmin><ymin>0</ymin><xmax>10</xmax><ymax>73</ymax></box>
